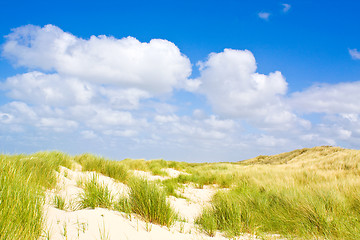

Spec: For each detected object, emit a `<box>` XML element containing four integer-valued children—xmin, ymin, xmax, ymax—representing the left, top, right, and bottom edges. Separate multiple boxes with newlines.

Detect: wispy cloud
<box><xmin>258</xmin><ymin>12</ymin><xmax>271</xmax><ymax>21</ymax></box>
<box><xmin>349</xmin><ymin>48</ymin><xmax>360</xmax><ymax>60</ymax></box>
<box><xmin>282</xmin><ymin>3</ymin><xmax>291</xmax><ymax>13</ymax></box>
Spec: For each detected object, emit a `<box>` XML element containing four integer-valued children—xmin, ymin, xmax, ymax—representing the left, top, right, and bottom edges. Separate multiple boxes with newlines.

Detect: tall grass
<box><xmin>79</xmin><ymin>174</ymin><xmax>113</xmax><ymax>209</ymax></box>
<box><xmin>0</xmin><ymin>157</ymin><xmax>43</xmax><ymax>240</ymax></box>
<box><xmin>196</xmin><ymin>166</ymin><xmax>360</xmax><ymax>239</ymax></box>
<box><xmin>53</xmin><ymin>194</ymin><xmax>67</xmax><ymax>210</ymax></box>
<box><xmin>171</xmin><ymin>166</ymin><xmax>238</xmax><ymax>188</ymax></box>
<box><xmin>0</xmin><ymin>151</ymin><xmax>73</xmax><ymax>240</ymax></box>
<box><xmin>126</xmin><ymin>178</ymin><xmax>177</xmax><ymax>227</ymax></box>
<box><xmin>75</xmin><ymin>154</ymin><xmax>129</xmax><ymax>182</ymax></box>
<box><xmin>120</xmin><ymin>158</ymin><xmax>193</xmax><ymax>176</ymax></box>
<box><xmin>2</xmin><ymin>147</ymin><xmax>360</xmax><ymax>239</ymax></box>
<box><xmin>161</xmin><ymin>178</ymin><xmax>182</xmax><ymax>197</ymax></box>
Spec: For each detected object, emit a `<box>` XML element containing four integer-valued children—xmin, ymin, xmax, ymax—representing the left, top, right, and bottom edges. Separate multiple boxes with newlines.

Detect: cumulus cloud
<box><xmin>81</xmin><ymin>130</ymin><xmax>97</xmax><ymax>139</ymax></box>
<box><xmin>103</xmin><ymin>129</ymin><xmax>137</xmax><ymax>137</ymax></box>
<box><xmin>36</xmin><ymin>117</ymin><xmax>78</xmax><ymax>132</ymax></box>
<box><xmin>282</xmin><ymin>3</ymin><xmax>291</xmax><ymax>13</ymax></box>
<box><xmin>258</xmin><ymin>12</ymin><xmax>271</xmax><ymax>20</ymax></box>
<box><xmin>2</xmin><ymin>24</ymin><xmax>195</xmax><ymax>95</ymax></box>
<box><xmin>196</xmin><ymin>49</ymin><xmax>306</xmax><ymax>129</ymax></box>
<box><xmin>153</xmin><ymin>114</ymin><xmax>235</xmax><ymax>141</ymax></box>
<box><xmin>0</xmin><ymin>112</ymin><xmax>14</xmax><ymax>124</ymax></box>
<box><xmin>1</xmin><ymin>101</ymin><xmax>37</xmax><ymax>123</ymax></box>
<box><xmin>3</xmin><ymin>71</ymin><xmax>95</xmax><ymax>106</ymax></box>
<box><xmin>0</xmin><ymin>24</ymin><xmax>196</xmax><ymax>138</ymax></box>
<box><xmin>2</xmin><ymin>24</ymin><xmax>360</xmax><ymax>161</ymax></box>
<box><xmin>87</xmin><ymin>107</ymin><xmax>136</xmax><ymax>127</ymax></box>
<box><xmin>349</xmin><ymin>48</ymin><xmax>360</xmax><ymax>60</ymax></box>
<box><xmin>99</xmin><ymin>87</ymin><xmax>150</xmax><ymax>110</ymax></box>
<box><xmin>256</xmin><ymin>134</ymin><xmax>287</xmax><ymax>147</ymax></box>
<box><xmin>290</xmin><ymin>81</ymin><xmax>360</xmax><ymax>114</ymax></box>
<box><xmin>287</xmin><ymin>81</ymin><xmax>360</xmax><ymax>149</ymax></box>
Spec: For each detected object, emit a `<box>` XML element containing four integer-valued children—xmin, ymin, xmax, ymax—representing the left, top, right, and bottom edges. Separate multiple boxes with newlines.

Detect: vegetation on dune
<box><xmin>120</xmin><ymin>158</ymin><xmax>193</xmax><ymax>176</ymax></box>
<box><xmin>79</xmin><ymin>174</ymin><xmax>114</xmax><ymax>209</ymax></box>
<box><xmin>2</xmin><ymin>146</ymin><xmax>360</xmax><ymax>239</ymax></box>
<box><xmin>126</xmin><ymin>177</ymin><xmax>178</xmax><ymax>227</ymax></box>
<box><xmin>238</xmin><ymin>146</ymin><xmax>354</xmax><ymax>168</ymax></box>
<box><xmin>161</xmin><ymin>178</ymin><xmax>183</xmax><ymax>197</ymax></box>
<box><xmin>53</xmin><ymin>194</ymin><xmax>67</xmax><ymax>210</ymax></box>
<box><xmin>75</xmin><ymin>153</ymin><xmax>129</xmax><ymax>182</ymax></box>
<box><xmin>197</xmin><ymin>176</ymin><xmax>360</xmax><ymax>239</ymax></box>
<box><xmin>195</xmin><ymin>146</ymin><xmax>360</xmax><ymax>239</ymax></box>
<box><xmin>0</xmin><ymin>151</ymin><xmax>73</xmax><ymax>240</ymax></box>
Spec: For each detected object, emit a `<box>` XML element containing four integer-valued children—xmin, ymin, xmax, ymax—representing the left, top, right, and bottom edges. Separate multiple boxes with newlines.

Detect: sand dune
<box><xmin>42</xmin><ymin>166</ymin><xmax>259</xmax><ymax>240</ymax></box>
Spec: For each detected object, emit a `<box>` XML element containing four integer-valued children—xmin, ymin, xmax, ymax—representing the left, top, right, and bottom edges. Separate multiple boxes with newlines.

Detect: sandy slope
<box><xmin>41</xmin><ymin>166</ymin><xmax>259</xmax><ymax>240</ymax></box>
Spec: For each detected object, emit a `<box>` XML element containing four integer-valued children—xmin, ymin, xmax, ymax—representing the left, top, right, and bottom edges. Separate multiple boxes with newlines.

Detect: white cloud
<box><xmin>349</xmin><ymin>48</ymin><xmax>360</xmax><ymax>60</ymax></box>
<box><xmin>154</xmin><ymin>114</ymin><xmax>179</xmax><ymax>123</ymax></box>
<box><xmin>36</xmin><ymin>117</ymin><xmax>78</xmax><ymax>132</ymax></box>
<box><xmin>204</xmin><ymin>115</ymin><xmax>235</xmax><ymax>130</ymax></box>
<box><xmin>2</xmin><ymin>24</ymin><xmax>195</xmax><ymax>95</ymax></box>
<box><xmin>258</xmin><ymin>12</ymin><xmax>271</xmax><ymax>20</ymax></box>
<box><xmin>99</xmin><ymin>87</ymin><xmax>150</xmax><ymax>110</ymax></box>
<box><xmin>282</xmin><ymin>3</ymin><xmax>291</xmax><ymax>13</ymax></box>
<box><xmin>88</xmin><ymin>108</ymin><xmax>135</xmax><ymax>127</ymax></box>
<box><xmin>0</xmin><ymin>113</ymin><xmax>14</xmax><ymax>124</ymax></box>
<box><xmin>103</xmin><ymin>129</ymin><xmax>137</xmax><ymax>137</ymax></box>
<box><xmin>68</xmin><ymin>104</ymin><xmax>140</xmax><ymax>129</ymax></box>
<box><xmin>196</xmin><ymin>49</ymin><xmax>305</xmax><ymax>129</ymax></box>
<box><xmin>153</xmin><ymin>114</ymin><xmax>235</xmax><ymax>142</ymax></box>
<box><xmin>0</xmin><ymin>24</ymin><xmax>200</xmax><ymax>139</ymax></box>
<box><xmin>1</xmin><ymin>101</ymin><xmax>37</xmax><ymax>123</ymax></box>
<box><xmin>2</xmin><ymin>24</ymin><xmax>360</xmax><ymax>162</ymax></box>
<box><xmin>3</xmin><ymin>71</ymin><xmax>95</xmax><ymax>106</ymax></box>
<box><xmin>81</xmin><ymin>130</ymin><xmax>97</xmax><ymax>139</ymax></box>
<box><xmin>290</xmin><ymin>81</ymin><xmax>360</xmax><ymax>114</ymax></box>
<box><xmin>256</xmin><ymin>135</ymin><xmax>287</xmax><ymax>147</ymax></box>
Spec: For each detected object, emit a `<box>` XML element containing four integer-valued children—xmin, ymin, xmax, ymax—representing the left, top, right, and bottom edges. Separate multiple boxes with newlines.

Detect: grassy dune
<box><xmin>0</xmin><ymin>152</ymin><xmax>73</xmax><ymax>240</ymax></box>
<box><xmin>195</xmin><ymin>146</ymin><xmax>360</xmax><ymax>239</ymax></box>
<box><xmin>1</xmin><ymin>146</ymin><xmax>360</xmax><ymax>239</ymax></box>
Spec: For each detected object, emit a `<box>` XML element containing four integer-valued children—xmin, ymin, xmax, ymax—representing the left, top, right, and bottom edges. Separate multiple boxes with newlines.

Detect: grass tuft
<box><xmin>53</xmin><ymin>194</ymin><xmax>67</xmax><ymax>210</ymax></box>
<box><xmin>79</xmin><ymin>174</ymin><xmax>113</xmax><ymax>209</ymax></box>
<box><xmin>75</xmin><ymin>154</ymin><xmax>129</xmax><ymax>182</ymax></box>
<box><xmin>0</xmin><ymin>151</ymin><xmax>75</xmax><ymax>240</ymax></box>
<box><xmin>127</xmin><ymin>177</ymin><xmax>177</xmax><ymax>227</ymax></box>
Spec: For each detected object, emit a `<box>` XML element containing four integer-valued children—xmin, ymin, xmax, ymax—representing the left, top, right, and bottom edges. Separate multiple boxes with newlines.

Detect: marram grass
<box><xmin>196</xmin><ymin>167</ymin><xmax>360</xmax><ymax>239</ymax></box>
<box><xmin>0</xmin><ymin>151</ymin><xmax>73</xmax><ymax>240</ymax></box>
<box><xmin>127</xmin><ymin>177</ymin><xmax>178</xmax><ymax>227</ymax></box>
<box><xmin>75</xmin><ymin>153</ymin><xmax>129</xmax><ymax>182</ymax></box>
<box><xmin>79</xmin><ymin>174</ymin><xmax>114</xmax><ymax>209</ymax></box>
<box><xmin>2</xmin><ymin>146</ymin><xmax>360</xmax><ymax>240</ymax></box>
<box><xmin>0</xmin><ymin>158</ymin><xmax>43</xmax><ymax>240</ymax></box>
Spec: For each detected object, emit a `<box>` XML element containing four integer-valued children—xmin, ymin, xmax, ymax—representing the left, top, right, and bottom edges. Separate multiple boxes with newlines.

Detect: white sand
<box><xmin>41</xmin><ymin>167</ymin><xmax>262</xmax><ymax>240</ymax></box>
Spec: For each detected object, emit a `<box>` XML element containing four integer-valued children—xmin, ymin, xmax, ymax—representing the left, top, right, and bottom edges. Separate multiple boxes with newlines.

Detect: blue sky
<box><xmin>1</xmin><ymin>0</ymin><xmax>360</xmax><ymax>162</ymax></box>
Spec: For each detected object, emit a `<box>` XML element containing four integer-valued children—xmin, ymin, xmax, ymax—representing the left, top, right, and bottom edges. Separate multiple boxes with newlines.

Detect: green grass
<box><xmin>196</xmin><ymin>172</ymin><xmax>360</xmax><ymax>239</ymax></box>
<box><xmin>120</xmin><ymin>158</ymin><xmax>194</xmax><ymax>176</ymax></box>
<box><xmin>170</xmin><ymin>169</ymin><xmax>236</xmax><ymax>189</ymax></box>
<box><xmin>196</xmin><ymin>191</ymin><xmax>244</xmax><ymax>237</ymax></box>
<box><xmin>0</xmin><ymin>158</ymin><xmax>44</xmax><ymax>240</ymax></box>
<box><xmin>114</xmin><ymin>197</ymin><xmax>132</xmax><ymax>214</ymax></box>
<box><xmin>0</xmin><ymin>151</ymin><xmax>73</xmax><ymax>240</ymax></box>
<box><xmin>162</xmin><ymin>179</ymin><xmax>179</xmax><ymax>197</ymax></box>
<box><xmin>127</xmin><ymin>177</ymin><xmax>177</xmax><ymax>227</ymax></box>
<box><xmin>2</xmin><ymin>147</ymin><xmax>360</xmax><ymax>239</ymax></box>
<box><xmin>53</xmin><ymin>194</ymin><xmax>67</xmax><ymax>210</ymax></box>
<box><xmin>75</xmin><ymin>153</ymin><xmax>129</xmax><ymax>182</ymax></box>
<box><xmin>79</xmin><ymin>174</ymin><xmax>114</xmax><ymax>209</ymax></box>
